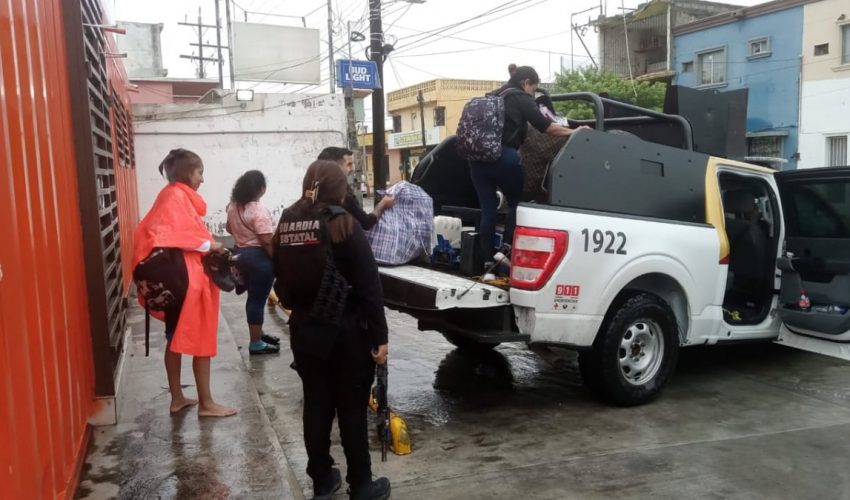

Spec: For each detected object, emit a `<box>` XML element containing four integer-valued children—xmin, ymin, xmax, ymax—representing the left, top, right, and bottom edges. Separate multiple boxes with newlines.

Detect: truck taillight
<box><xmin>511</xmin><ymin>227</ymin><xmax>568</xmax><ymax>290</ymax></box>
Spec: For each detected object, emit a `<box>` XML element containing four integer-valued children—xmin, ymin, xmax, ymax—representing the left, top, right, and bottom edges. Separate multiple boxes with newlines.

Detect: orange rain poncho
<box><xmin>133</xmin><ymin>183</ymin><xmax>220</xmax><ymax>357</ymax></box>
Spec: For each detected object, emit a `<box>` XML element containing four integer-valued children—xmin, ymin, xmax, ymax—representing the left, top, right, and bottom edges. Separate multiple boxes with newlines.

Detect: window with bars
<box><xmin>827</xmin><ymin>136</ymin><xmax>848</xmax><ymax>167</ymax></box>
<box><xmin>748</xmin><ymin>135</ymin><xmax>784</xmax><ymax>158</ymax></box>
<box><xmin>697</xmin><ymin>47</ymin><xmax>726</xmax><ymax>86</ymax></box>
<box><xmin>842</xmin><ymin>24</ymin><xmax>850</xmax><ymax>65</ymax></box>
<box><xmin>392</xmin><ymin>115</ymin><xmax>401</xmax><ymax>133</ymax></box>
<box><xmin>81</xmin><ymin>0</ymin><xmax>127</xmax><ymax>367</ymax></box>
<box><xmin>112</xmin><ymin>91</ymin><xmax>135</xmax><ymax>169</ymax></box>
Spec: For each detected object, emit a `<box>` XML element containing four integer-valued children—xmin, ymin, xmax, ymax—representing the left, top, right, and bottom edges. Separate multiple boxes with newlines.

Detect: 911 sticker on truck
<box><xmin>553</xmin><ymin>284</ymin><xmax>580</xmax><ymax>311</ymax></box>
<box><xmin>581</xmin><ymin>228</ymin><xmax>627</xmax><ymax>255</ymax></box>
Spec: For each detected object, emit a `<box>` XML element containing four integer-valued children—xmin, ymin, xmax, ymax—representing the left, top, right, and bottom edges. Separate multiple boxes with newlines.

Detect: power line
<box><xmin>393</xmin><ymin>28</ymin><xmax>586</xmax><ymax>59</ymax></box>
<box><xmin>393</xmin><ymin>0</ymin><xmax>550</xmax><ymax>56</ymax></box>
<box><xmin>393</xmin><ymin>0</ymin><xmax>526</xmax><ymax>44</ymax></box>
<box><xmin>392</xmin><ymin>58</ymin><xmax>447</xmax><ymax>79</ymax></box>
<box><xmin>384</xmin><ymin>2</ymin><xmax>413</xmax><ymax>32</ymax></box>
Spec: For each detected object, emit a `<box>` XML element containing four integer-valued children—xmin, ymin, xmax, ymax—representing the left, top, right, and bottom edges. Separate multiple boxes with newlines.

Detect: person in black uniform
<box><xmin>317</xmin><ymin>146</ymin><xmax>395</xmax><ymax>230</ymax></box>
<box><xmin>273</xmin><ymin>160</ymin><xmax>391</xmax><ymax>500</ymax></box>
<box><xmin>470</xmin><ymin>66</ymin><xmax>587</xmax><ymax>270</ymax></box>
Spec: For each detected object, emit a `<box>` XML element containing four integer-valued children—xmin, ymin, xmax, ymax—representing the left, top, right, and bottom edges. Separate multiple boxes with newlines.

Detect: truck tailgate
<box><xmin>379</xmin><ymin>265</ymin><xmax>510</xmax><ymax>310</ymax></box>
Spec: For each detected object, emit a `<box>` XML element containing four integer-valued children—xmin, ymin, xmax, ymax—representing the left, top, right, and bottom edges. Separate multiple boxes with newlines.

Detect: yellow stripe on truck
<box><xmin>704</xmin><ymin>159</ymin><xmax>730</xmax><ymax>264</ymax></box>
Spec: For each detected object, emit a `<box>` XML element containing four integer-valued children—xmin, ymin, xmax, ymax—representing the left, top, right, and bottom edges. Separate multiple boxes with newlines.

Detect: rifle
<box><xmin>375</xmin><ymin>363</ymin><xmax>390</xmax><ymax>462</ymax></box>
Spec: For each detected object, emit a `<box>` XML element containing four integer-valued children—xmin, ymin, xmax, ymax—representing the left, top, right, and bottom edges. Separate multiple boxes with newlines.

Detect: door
<box><xmin>775</xmin><ymin>167</ymin><xmax>850</xmax><ymax>360</ymax></box>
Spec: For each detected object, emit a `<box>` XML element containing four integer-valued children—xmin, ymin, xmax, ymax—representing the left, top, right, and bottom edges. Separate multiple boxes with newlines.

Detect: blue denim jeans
<box><xmin>234</xmin><ymin>246</ymin><xmax>274</xmax><ymax>325</ymax></box>
<box><xmin>470</xmin><ymin>147</ymin><xmax>524</xmax><ymax>265</ymax></box>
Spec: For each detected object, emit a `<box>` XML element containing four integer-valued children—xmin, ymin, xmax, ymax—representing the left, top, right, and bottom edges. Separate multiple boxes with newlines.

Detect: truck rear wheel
<box><xmin>442</xmin><ymin>332</ymin><xmax>500</xmax><ymax>352</ymax></box>
<box><xmin>579</xmin><ymin>293</ymin><xmax>679</xmax><ymax>406</ymax></box>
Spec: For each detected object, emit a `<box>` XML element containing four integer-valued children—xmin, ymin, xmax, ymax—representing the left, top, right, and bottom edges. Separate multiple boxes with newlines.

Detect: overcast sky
<box><xmin>110</xmin><ymin>0</ymin><xmax>764</xmax><ymax>95</ymax></box>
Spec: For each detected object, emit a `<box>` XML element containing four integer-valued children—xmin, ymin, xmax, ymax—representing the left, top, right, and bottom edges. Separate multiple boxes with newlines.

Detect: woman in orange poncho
<box><xmin>133</xmin><ymin>149</ymin><xmax>237</xmax><ymax>417</ymax></box>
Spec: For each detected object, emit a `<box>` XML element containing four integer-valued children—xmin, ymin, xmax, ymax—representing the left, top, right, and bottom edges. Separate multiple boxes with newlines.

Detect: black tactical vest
<box><xmin>273</xmin><ymin>205</ymin><xmax>349</xmax><ymax>326</ymax></box>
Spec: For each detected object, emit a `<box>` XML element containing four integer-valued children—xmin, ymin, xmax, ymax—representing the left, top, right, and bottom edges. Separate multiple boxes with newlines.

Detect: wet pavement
<box><xmin>76</xmin><ymin>303</ymin><xmax>300</xmax><ymax>500</ymax></box>
<box><xmin>78</xmin><ymin>289</ymin><xmax>850</xmax><ymax>499</ymax></box>
<box><xmin>223</xmin><ymin>291</ymin><xmax>850</xmax><ymax>500</ymax></box>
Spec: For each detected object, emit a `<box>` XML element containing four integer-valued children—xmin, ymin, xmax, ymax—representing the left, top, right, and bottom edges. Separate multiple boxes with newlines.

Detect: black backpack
<box><xmin>133</xmin><ymin>248</ymin><xmax>188</xmax><ymax>356</ymax></box>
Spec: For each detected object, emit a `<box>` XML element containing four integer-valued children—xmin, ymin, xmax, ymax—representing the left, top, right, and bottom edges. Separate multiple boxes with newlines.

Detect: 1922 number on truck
<box><xmin>581</xmin><ymin>228</ymin><xmax>627</xmax><ymax>255</ymax></box>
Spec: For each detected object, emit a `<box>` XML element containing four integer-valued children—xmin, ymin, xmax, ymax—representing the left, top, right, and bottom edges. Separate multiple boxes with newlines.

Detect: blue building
<box><xmin>673</xmin><ymin>0</ymin><xmax>811</xmax><ymax>170</ymax></box>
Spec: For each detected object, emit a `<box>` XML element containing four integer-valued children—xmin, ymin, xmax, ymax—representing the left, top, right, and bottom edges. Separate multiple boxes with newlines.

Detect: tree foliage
<box><xmin>552</xmin><ymin>68</ymin><xmax>667</xmax><ymax>120</ymax></box>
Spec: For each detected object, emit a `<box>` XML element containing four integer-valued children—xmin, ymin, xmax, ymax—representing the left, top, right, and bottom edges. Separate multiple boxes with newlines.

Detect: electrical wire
<box><xmin>384</xmin><ymin>2</ymin><xmax>413</xmax><ymax>33</ymax></box>
<box><xmin>391</xmin><ymin>58</ymin><xmax>447</xmax><ymax>79</ymax></box>
<box><xmin>393</xmin><ymin>0</ymin><xmax>550</xmax><ymax>56</ymax></box>
<box><xmin>387</xmin><ymin>57</ymin><xmax>405</xmax><ymax>88</ymax></box>
<box><xmin>393</xmin><ymin>0</ymin><xmax>526</xmax><ymax>43</ymax></box>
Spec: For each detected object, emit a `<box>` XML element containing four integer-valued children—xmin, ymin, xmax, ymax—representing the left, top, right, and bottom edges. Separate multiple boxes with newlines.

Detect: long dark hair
<box><xmin>290</xmin><ymin>160</ymin><xmax>353</xmax><ymax>242</ymax></box>
<box><xmin>231</xmin><ymin>170</ymin><xmax>267</xmax><ymax>206</ymax></box>
<box><xmin>508</xmin><ymin>66</ymin><xmax>541</xmax><ymax>88</ymax></box>
<box><xmin>158</xmin><ymin>148</ymin><xmax>202</xmax><ymax>184</ymax></box>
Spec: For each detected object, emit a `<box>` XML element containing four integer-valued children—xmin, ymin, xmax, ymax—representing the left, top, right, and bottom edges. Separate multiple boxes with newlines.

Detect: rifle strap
<box><xmin>144</xmin><ymin>302</ymin><xmax>150</xmax><ymax>357</ymax></box>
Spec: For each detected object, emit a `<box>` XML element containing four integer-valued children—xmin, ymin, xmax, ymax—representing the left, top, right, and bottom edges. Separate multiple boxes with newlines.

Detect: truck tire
<box><xmin>579</xmin><ymin>293</ymin><xmax>679</xmax><ymax>406</ymax></box>
<box><xmin>442</xmin><ymin>332</ymin><xmax>500</xmax><ymax>352</ymax></box>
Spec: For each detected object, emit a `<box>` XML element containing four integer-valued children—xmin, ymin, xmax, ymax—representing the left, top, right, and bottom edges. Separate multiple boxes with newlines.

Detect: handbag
<box><xmin>201</xmin><ymin>249</ymin><xmax>239</xmax><ymax>292</ymax></box>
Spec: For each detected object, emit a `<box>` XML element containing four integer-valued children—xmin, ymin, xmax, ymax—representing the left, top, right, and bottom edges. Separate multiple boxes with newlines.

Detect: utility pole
<box><xmin>327</xmin><ymin>0</ymin><xmax>335</xmax><ymax>94</ymax></box>
<box><xmin>214</xmin><ymin>0</ymin><xmax>224</xmax><ymax>87</ymax></box>
<box><xmin>225</xmin><ymin>0</ymin><xmax>236</xmax><ymax>88</ymax></box>
<box><xmin>179</xmin><ymin>7</ymin><xmax>221</xmax><ymax>80</ymax></box>
<box><xmin>370</xmin><ymin>0</ymin><xmax>386</xmax><ymax>198</ymax></box>
<box><xmin>345</xmin><ymin>21</ymin><xmax>365</xmax><ymax>203</ymax></box>
<box><xmin>197</xmin><ymin>8</ymin><xmax>205</xmax><ymax>79</ymax></box>
<box><xmin>417</xmin><ymin>90</ymin><xmax>426</xmax><ymax>144</ymax></box>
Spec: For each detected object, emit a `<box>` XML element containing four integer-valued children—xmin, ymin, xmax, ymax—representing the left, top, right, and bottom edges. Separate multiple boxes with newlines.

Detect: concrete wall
<box><xmin>798</xmin><ymin>0</ymin><xmax>850</xmax><ymax>168</ymax></box>
<box><xmin>132</xmin><ymin>81</ymin><xmax>174</xmax><ymax>104</ymax></box>
<box><xmin>673</xmin><ymin>6</ymin><xmax>804</xmax><ymax>169</ymax></box>
<box><xmin>801</xmin><ymin>0</ymin><xmax>850</xmax><ymax>82</ymax></box>
<box><xmin>133</xmin><ymin>93</ymin><xmax>346</xmax><ymax>234</ymax></box>
<box><xmin>798</xmin><ymin>79</ymin><xmax>850</xmax><ymax>168</ymax></box>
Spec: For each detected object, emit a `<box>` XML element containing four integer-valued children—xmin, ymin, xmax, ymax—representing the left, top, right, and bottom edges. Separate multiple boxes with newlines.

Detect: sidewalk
<box><xmin>76</xmin><ymin>299</ymin><xmax>302</xmax><ymax>499</ymax></box>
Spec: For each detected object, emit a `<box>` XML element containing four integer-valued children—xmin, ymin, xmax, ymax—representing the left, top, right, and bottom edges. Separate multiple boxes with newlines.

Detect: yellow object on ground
<box><xmin>368</xmin><ymin>393</ymin><xmax>412</xmax><ymax>456</ymax></box>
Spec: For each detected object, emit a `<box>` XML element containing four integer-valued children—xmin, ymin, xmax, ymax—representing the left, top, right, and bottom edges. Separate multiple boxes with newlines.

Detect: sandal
<box><xmin>249</xmin><ymin>342</ymin><xmax>280</xmax><ymax>355</ymax></box>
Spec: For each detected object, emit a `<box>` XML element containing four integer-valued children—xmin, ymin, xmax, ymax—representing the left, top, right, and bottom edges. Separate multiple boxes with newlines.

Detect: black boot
<box><xmin>349</xmin><ymin>477</ymin><xmax>391</xmax><ymax>500</ymax></box>
<box><xmin>312</xmin><ymin>467</ymin><xmax>342</xmax><ymax>500</ymax></box>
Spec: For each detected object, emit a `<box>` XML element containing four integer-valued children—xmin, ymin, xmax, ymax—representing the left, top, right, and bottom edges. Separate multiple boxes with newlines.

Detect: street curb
<box><xmin>218</xmin><ymin>311</ymin><xmax>306</xmax><ymax>500</ymax></box>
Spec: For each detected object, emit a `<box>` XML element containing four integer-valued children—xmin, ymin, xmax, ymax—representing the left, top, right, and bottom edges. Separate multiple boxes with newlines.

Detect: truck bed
<box><xmin>378</xmin><ymin>264</ymin><xmax>510</xmax><ymax>311</ymax></box>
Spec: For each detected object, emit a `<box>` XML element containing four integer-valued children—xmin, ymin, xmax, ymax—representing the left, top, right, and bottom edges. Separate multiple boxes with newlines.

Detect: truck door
<box><xmin>774</xmin><ymin>167</ymin><xmax>850</xmax><ymax>361</ymax></box>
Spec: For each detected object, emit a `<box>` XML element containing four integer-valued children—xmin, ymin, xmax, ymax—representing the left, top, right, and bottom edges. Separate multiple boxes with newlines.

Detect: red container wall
<box><xmin>0</xmin><ymin>0</ymin><xmax>98</xmax><ymax>497</ymax></box>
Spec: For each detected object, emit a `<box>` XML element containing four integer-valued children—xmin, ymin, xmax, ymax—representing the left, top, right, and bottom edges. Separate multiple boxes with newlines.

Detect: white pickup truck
<box><xmin>380</xmin><ymin>92</ymin><xmax>850</xmax><ymax>406</ymax></box>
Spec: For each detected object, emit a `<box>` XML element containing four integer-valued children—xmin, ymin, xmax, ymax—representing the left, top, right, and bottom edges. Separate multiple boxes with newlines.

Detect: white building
<box><xmin>133</xmin><ymin>93</ymin><xmax>347</xmax><ymax>234</ymax></box>
<box><xmin>798</xmin><ymin>0</ymin><xmax>850</xmax><ymax>168</ymax></box>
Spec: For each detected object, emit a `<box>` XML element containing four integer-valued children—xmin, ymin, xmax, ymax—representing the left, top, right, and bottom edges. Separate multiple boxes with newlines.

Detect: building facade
<box><xmin>798</xmin><ymin>0</ymin><xmax>850</xmax><ymax>168</ymax></box>
<box><xmin>673</xmin><ymin>0</ymin><xmax>813</xmax><ymax>169</ymax></box>
<box><xmin>386</xmin><ymin>79</ymin><xmax>503</xmax><ymax>180</ymax></box>
<box><xmin>595</xmin><ymin>0</ymin><xmax>740</xmax><ymax>81</ymax></box>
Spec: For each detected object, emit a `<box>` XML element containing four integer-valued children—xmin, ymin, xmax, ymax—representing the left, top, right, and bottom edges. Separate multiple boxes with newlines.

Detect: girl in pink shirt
<box><xmin>226</xmin><ymin>170</ymin><xmax>279</xmax><ymax>354</ymax></box>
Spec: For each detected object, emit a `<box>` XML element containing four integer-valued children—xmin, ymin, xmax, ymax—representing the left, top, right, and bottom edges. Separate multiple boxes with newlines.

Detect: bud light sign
<box><xmin>336</xmin><ymin>59</ymin><xmax>381</xmax><ymax>89</ymax></box>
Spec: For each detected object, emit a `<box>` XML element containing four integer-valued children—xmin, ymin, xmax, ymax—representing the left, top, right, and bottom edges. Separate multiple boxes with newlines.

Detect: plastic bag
<box><xmin>366</xmin><ymin>182</ymin><xmax>434</xmax><ymax>265</ymax></box>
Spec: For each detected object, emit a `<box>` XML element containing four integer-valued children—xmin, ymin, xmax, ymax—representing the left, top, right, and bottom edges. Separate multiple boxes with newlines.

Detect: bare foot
<box><xmin>170</xmin><ymin>397</ymin><xmax>199</xmax><ymax>414</ymax></box>
<box><xmin>198</xmin><ymin>402</ymin><xmax>238</xmax><ymax>417</ymax></box>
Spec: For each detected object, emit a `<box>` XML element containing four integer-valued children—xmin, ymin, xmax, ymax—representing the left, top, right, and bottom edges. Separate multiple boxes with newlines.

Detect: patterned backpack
<box><xmin>456</xmin><ymin>88</ymin><xmax>523</xmax><ymax>162</ymax></box>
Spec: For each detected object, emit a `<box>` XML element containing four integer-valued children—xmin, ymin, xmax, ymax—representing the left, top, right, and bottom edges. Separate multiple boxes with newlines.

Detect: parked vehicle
<box><xmin>379</xmin><ymin>92</ymin><xmax>850</xmax><ymax>406</ymax></box>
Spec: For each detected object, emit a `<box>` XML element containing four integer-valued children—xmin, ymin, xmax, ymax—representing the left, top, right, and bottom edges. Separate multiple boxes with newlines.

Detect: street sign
<box><xmin>336</xmin><ymin>59</ymin><xmax>381</xmax><ymax>89</ymax></box>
